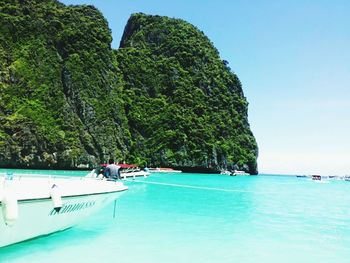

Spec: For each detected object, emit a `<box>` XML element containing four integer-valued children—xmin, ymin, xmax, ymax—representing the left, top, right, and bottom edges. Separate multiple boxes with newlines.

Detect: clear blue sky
<box><xmin>61</xmin><ymin>0</ymin><xmax>350</xmax><ymax>175</ymax></box>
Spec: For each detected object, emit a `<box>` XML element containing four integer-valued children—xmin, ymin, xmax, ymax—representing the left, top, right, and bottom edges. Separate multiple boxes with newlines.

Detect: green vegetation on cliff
<box><xmin>116</xmin><ymin>14</ymin><xmax>258</xmax><ymax>173</ymax></box>
<box><xmin>0</xmin><ymin>0</ymin><xmax>130</xmax><ymax>168</ymax></box>
<box><xmin>0</xmin><ymin>1</ymin><xmax>258</xmax><ymax>173</ymax></box>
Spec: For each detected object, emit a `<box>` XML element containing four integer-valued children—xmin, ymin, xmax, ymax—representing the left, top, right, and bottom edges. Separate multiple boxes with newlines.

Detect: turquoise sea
<box><xmin>1</xmin><ymin>170</ymin><xmax>350</xmax><ymax>263</ymax></box>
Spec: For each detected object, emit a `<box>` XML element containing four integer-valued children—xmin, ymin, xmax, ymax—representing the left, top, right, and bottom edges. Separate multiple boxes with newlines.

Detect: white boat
<box><xmin>0</xmin><ymin>172</ymin><xmax>128</xmax><ymax>247</ymax></box>
<box><xmin>232</xmin><ymin>170</ymin><xmax>249</xmax><ymax>176</ymax></box>
<box><xmin>120</xmin><ymin>169</ymin><xmax>150</xmax><ymax>179</ymax></box>
<box><xmin>344</xmin><ymin>175</ymin><xmax>350</xmax><ymax>181</ymax></box>
<box><xmin>147</xmin><ymin>168</ymin><xmax>182</xmax><ymax>173</ymax></box>
<box><xmin>89</xmin><ymin>164</ymin><xmax>150</xmax><ymax>179</ymax></box>
<box><xmin>220</xmin><ymin>170</ymin><xmax>231</xmax><ymax>175</ymax></box>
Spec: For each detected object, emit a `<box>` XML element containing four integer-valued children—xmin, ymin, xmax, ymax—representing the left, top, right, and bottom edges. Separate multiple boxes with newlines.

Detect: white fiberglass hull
<box><xmin>86</xmin><ymin>169</ymin><xmax>150</xmax><ymax>179</ymax></box>
<box><xmin>121</xmin><ymin>171</ymin><xmax>150</xmax><ymax>179</ymax></box>
<box><xmin>0</xmin><ymin>176</ymin><xmax>127</xmax><ymax>247</ymax></box>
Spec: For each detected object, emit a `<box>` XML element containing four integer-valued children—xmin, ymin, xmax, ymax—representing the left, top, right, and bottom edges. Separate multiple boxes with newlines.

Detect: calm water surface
<box><xmin>0</xmin><ymin>170</ymin><xmax>350</xmax><ymax>263</ymax></box>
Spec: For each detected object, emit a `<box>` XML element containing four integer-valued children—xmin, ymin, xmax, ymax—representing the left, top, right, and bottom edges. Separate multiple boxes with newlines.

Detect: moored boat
<box><xmin>344</xmin><ymin>175</ymin><xmax>350</xmax><ymax>181</ymax></box>
<box><xmin>89</xmin><ymin>164</ymin><xmax>150</xmax><ymax>179</ymax></box>
<box><xmin>147</xmin><ymin>167</ymin><xmax>182</xmax><ymax>173</ymax></box>
<box><xmin>311</xmin><ymin>175</ymin><xmax>322</xmax><ymax>181</ymax></box>
<box><xmin>220</xmin><ymin>170</ymin><xmax>231</xmax><ymax>175</ymax></box>
<box><xmin>0</xmin><ymin>172</ymin><xmax>127</xmax><ymax>247</ymax></box>
<box><xmin>119</xmin><ymin>164</ymin><xmax>150</xmax><ymax>179</ymax></box>
<box><xmin>232</xmin><ymin>170</ymin><xmax>249</xmax><ymax>176</ymax></box>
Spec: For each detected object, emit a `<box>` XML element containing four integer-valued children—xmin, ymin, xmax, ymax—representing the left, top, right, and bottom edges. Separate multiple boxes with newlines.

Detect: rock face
<box><xmin>116</xmin><ymin>13</ymin><xmax>258</xmax><ymax>174</ymax></box>
<box><xmin>0</xmin><ymin>0</ymin><xmax>130</xmax><ymax>168</ymax></box>
<box><xmin>0</xmin><ymin>2</ymin><xmax>258</xmax><ymax>174</ymax></box>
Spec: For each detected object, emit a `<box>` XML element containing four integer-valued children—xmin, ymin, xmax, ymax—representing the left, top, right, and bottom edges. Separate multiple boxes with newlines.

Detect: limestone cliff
<box><xmin>116</xmin><ymin>13</ymin><xmax>258</xmax><ymax>174</ymax></box>
<box><xmin>0</xmin><ymin>2</ymin><xmax>258</xmax><ymax>174</ymax></box>
<box><xmin>0</xmin><ymin>0</ymin><xmax>130</xmax><ymax>168</ymax></box>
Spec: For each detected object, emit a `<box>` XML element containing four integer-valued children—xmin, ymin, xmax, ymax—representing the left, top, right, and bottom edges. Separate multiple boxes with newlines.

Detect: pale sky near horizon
<box><xmin>61</xmin><ymin>0</ymin><xmax>350</xmax><ymax>175</ymax></box>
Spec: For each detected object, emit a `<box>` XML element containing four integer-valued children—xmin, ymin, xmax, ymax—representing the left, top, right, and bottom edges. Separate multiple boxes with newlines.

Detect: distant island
<box><xmin>0</xmin><ymin>1</ymin><xmax>258</xmax><ymax>174</ymax></box>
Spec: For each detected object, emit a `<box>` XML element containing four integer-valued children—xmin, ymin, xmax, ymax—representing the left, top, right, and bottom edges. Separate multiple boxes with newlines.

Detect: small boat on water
<box><xmin>0</xmin><ymin>172</ymin><xmax>127</xmax><ymax>247</ymax></box>
<box><xmin>90</xmin><ymin>164</ymin><xmax>150</xmax><ymax>179</ymax></box>
<box><xmin>220</xmin><ymin>170</ymin><xmax>250</xmax><ymax>176</ymax></box>
<box><xmin>119</xmin><ymin>164</ymin><xmax>150</xmax><ymax>179</ymax></box>
<box><xmin>232</xmin><ymin>170</ymin><xmax>249</xmax><ymax>176</ymax></box>
<box><xmin>343</xmin><ymin>175</ymin><xmax>350</xmax><ymax>181</ymax></box>
<box><xmin>147</xmin><ymin>167</ymin><xmax>182</xmax><ymax>173</ymax></box>
<box><xmin>220</xmin><ymin>170</ymin><xmax>231</xmax><ymax>175</ymax></box>
<box><xmin>311</xmin><ymin>175</ymin><xmax>322</xmax><ymax>181</ymax></box>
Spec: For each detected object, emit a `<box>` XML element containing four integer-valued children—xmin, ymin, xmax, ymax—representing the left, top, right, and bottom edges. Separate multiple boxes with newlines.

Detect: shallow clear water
<box><xmin>1</xmin><ymin>170</ymin><xmax>350</xmax><ymax>263</ymax></box>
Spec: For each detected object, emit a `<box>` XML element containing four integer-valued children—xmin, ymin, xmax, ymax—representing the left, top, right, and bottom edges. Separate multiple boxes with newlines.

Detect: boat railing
<box><xmin>0</xmin><ymin>172</ymin><xmax>96</xmax><ymax>181</ymax></box>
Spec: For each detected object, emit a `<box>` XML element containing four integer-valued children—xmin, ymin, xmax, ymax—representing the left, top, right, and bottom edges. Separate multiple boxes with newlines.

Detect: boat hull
<box><xmin>0</xmin><ymin>176</ymin><xmax>127</xmax><ymax>247</ymax></box>
<box><xmin>121</xmin><ymin>171</ymin><xmax>150</xmax><ymax>178</ymax></box>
